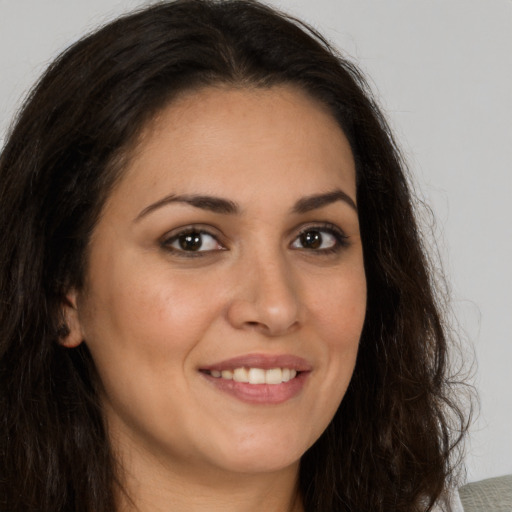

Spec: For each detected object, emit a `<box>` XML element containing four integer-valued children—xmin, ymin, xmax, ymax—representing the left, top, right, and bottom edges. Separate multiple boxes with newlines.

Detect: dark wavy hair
<box><xmin>0</xmin><ymin>1</ymin><xmax>469</xmax><ymax>511</ymax></box>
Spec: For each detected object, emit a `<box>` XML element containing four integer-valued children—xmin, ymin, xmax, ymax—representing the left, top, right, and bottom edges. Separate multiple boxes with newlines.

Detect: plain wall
<box><xmin>1</xmin><ymin>0</ymin><xmax>511</xmax><ymax>484</ymax></box>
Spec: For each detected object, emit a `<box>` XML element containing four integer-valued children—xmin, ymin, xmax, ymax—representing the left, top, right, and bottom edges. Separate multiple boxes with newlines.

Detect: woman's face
<box><xmin>67</xmin><ymin>85</ymin><xmax>366</xmax><ymax>478</ymax></box>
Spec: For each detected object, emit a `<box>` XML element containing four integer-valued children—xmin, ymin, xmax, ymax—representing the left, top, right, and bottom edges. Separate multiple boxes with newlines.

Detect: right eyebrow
<box><xmin>134</xmin><ymin>194</ymin><xmax>240</xmax><ymax>222</ymax></box>
<box><xmin>292</xmin><ymin>189</ymin><xmax>357</xmax><ymax>214</ymax></box>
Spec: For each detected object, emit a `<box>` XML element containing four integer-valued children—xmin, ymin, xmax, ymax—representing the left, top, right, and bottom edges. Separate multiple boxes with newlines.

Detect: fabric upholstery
<box><xmin>459</xmin><ymin>474</ymin><xmax>512</xmax><ymax>512</ymax></box>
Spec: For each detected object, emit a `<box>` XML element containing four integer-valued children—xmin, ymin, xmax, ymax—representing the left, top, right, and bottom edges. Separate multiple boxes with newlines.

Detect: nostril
<box><xmin>226</xmin><ymin>295</ymin><xmax>300</xmax><ymax>335</ymax></box>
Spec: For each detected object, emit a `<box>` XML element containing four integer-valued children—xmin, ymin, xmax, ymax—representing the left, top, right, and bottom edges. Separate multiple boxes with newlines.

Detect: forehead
<box><xmin>109</xmin><ymin>85</ymin><xmax>356</xmax><ymax>215</ymax></box>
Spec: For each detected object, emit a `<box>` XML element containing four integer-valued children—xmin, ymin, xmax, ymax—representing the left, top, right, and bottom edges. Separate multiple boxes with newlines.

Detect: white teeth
<box><xmin>233</xmin><ymin>367</ymin><xmax>249</xmax><ymax>382</ymax></box>
<box><xmin>265</xmin><ymin>368</ymin><xmax>282</xmax><ymax>384</ymax></box>
<box><xmin>208</xmin><ymin>367</ymin><xmax>299</xmax><ymax>384</ymax></box>
<box><xmin>248</xmin><ymin>368</ymin><xmax>266</xmax><ymax>384</ymax></box>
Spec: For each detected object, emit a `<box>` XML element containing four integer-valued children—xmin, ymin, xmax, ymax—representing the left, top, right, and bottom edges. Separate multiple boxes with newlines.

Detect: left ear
<box><xmin>59</xmin><ymin>290</ymin><xmax>84</xmax><ymax>348</ymax></box>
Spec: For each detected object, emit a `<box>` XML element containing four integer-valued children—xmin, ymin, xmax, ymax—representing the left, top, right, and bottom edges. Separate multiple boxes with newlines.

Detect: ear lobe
<box><xmin>59</xmin><ymin>290</ymin><xmax>84</xmax><ymax>348</ymax></box>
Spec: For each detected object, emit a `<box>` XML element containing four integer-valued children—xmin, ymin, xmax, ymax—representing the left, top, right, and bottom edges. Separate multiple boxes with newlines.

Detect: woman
<box><xmin>0</xmin><ymin>1</ymin><xmax>468</xmax><ymax>511</ymax></box>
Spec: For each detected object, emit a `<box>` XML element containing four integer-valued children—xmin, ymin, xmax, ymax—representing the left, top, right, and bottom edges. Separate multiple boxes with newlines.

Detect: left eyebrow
<box><xmin>292</xmin><ymin>189</ymin><xmax>357</xmax><ymax>214</ymax></box>
<box><xmin>134</xmin><ymin>193</ymin><xmax>240</xmax><ymax>221</ymax></box>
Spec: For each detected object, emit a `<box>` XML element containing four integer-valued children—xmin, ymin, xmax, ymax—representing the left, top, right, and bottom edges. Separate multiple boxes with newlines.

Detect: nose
<box><xmin>226</xmin><ymin>251</ymin><xmax>301</xmax><ymax>337</ymax></box>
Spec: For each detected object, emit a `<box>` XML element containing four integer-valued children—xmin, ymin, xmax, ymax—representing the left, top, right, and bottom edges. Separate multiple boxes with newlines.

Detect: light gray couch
<box><xmin>459</xmin><ymin>475</ymin><xmax>512</xmax><ymax>511</ymax></box>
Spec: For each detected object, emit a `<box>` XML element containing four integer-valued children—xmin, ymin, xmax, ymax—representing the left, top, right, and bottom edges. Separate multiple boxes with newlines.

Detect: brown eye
<box><xmin>299</xmin><ymin>230</ymin><xmax>323</xmax><ymax>249</ymax></box>
<box><xmin>178</xmin><ymin>232</ymin><xmax>203</xmax><ymax>251</ymax></box>
<box><xmin>291</xmin><ymin>225</ymin><xmax>348</xmax><ymax>252</ymax></box>
<box><xmin>162</xmin><ymin>229</ymin><xmax>224</xmax><ymax>255</ymax></box>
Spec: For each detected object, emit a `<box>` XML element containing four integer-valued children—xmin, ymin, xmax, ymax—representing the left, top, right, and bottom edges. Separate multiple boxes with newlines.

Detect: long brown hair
<box><xmin>0</xmin><ymin>1</ymin><xmax>469</xmax><ymax>510</ymax></box>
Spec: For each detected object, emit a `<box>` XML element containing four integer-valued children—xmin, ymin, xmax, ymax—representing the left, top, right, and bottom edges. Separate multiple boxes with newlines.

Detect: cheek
<box><xmin>77</xmin><ymin>263</ymin><xmax>228</xmax><ymax>429</ymax></box>
<box><xmin>293</xmin><ymin>266</ymin><xmax>366</xmax><ymax>443</ymax></box>
<box><xmin>311</xmin><ymin>266</ymin><xmax>366</xmax><ymax>378</ymax></box>
<box><xmin>81</xmin><ymin>265</ymin><xmax>224</xmax><ymax>362</ymax></box>
<box><xmin>310</xmin><ymin>266</ymin><xmax>367</xmax><ymax>348</ymax></box>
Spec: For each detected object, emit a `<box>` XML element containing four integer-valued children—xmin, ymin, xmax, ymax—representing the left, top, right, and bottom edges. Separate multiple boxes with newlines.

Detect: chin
<box><xmin>207</xmin><ymin>430</ymin><xmax>309</xmax><ymax>475</ymax></box>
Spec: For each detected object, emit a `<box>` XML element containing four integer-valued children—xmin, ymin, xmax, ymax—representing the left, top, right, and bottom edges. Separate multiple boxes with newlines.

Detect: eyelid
<box><xmin>158</xmin><ymin>221</ymin><xmax>349</xmax><ymax>258</ymax></box>
<box><xmin>290</xmin><ymin>222</ymin><xmax>349</xmax><ymax>251</ymax></box>
<box><xmin>159</xmin><ymin>224</ymin><xmax>227</xmax><ymax>255</ymax></box>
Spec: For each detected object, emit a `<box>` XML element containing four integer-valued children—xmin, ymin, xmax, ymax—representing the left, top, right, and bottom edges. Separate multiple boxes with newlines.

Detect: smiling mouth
<box><xmin>203</xmin><ymin>367</ymin><xmax>299</xmax><ymax>385</ymax></box>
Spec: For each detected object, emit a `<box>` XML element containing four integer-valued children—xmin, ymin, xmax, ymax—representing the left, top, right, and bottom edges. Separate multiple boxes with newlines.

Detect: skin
<box><xmin>64</xmin><ymin>85</ymin><xmax>367</xmax><ymax>512</ymax></box>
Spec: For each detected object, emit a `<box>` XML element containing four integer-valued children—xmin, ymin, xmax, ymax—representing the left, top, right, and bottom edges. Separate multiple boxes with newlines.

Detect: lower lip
<box><xmin>201</xmin><ymin>372</ymin><xmax>309</xmax><ymax>404</ymax></box>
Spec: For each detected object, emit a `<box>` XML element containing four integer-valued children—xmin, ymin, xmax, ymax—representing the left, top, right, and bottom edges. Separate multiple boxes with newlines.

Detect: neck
<box><xmin>113</xmin><ymin>442</ymin><xmax>304</xmax><ymax>512</ymax></box>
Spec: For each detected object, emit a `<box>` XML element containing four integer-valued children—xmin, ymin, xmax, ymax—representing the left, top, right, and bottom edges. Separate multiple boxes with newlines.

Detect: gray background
<box><xmin>1</xmin><ymin>0</ymin><xmax>511</xmax><ymax>484</ymax></box>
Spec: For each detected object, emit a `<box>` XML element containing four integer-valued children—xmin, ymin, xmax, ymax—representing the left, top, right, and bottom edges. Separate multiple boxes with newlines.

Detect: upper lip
<box><xmin>200</xmin><ymin>353</ymin><xmax>313</xmax><ymax>372</ymax></box>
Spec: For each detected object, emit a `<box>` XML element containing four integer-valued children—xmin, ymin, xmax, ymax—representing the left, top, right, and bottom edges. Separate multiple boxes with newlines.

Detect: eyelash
<box><xmin>160</xmin><ymin>223</ymin><xmax>349</xmax><ymax>258</ymax></box>
<box><xmin>294</xmin><ymin>223</ymin><xmax>349</xmax><ymax>254</ymax></box>
<box><xmin>160</xmin><ymin>225</ymin><xmax>224</xmax><ymax>258</ymax></box>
